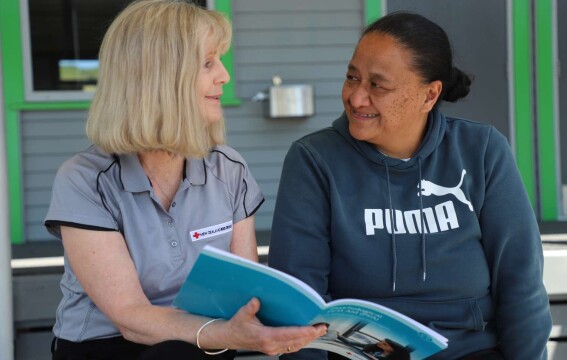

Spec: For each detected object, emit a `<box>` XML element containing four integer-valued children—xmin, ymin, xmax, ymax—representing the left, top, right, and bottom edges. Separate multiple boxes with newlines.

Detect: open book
<box><xmin>173</xmin><ymin>246</ymin><xmax>448</xmax><ymax>360</ymax></box>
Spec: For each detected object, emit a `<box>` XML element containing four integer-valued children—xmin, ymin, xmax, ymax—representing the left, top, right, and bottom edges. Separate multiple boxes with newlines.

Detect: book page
<box><xmin>306</xmin><ymin>299</ymin><xmax>447</xmax><ymax>360</ymax></box>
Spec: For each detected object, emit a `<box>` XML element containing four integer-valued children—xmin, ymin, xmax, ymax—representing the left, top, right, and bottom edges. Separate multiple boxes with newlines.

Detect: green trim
<box><xmin>512</xmin><ymin>0</ymin><xmax>536</xmax><ymax>207</ymax></box>
<box><xmin>364</xmin><ymin>0</ymin><xmax>383</xmax><ymax>25</ymax></box>
<box><xmin>1</xmin><ymin>0</ymin><xmax>25</xmax><ymax>244</ymax></box>
<box><xmin>216</xmin><ymin>0</ymin><xmax>241</xmax><ymax>106</ymax></box>
<box><xmin>535</xmin><ymin>0</ymin><xmax>558</xmax><ymax>219</ymax></box>
<box><xmin>9</xmin><ymin>101</ymin><xmax>92</xmax><ymax>111</ymax></box>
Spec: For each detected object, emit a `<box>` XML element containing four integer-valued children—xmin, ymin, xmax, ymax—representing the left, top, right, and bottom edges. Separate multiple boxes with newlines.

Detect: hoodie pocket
<box><xmin>427</xmin><ymin>298</ymin><xmax>486</xmax><ymax>331</ymax></box>
<box><xmin>370</xmin><ymin>293</ymin><xmax>494</xmax><ymax>333</ymax></box>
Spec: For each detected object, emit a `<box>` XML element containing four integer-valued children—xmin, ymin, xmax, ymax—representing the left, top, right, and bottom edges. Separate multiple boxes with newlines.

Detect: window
<box><xmin>21</xmin><ymin>0</ymin><xmax>209</xmax><ymax>101</ymax></box>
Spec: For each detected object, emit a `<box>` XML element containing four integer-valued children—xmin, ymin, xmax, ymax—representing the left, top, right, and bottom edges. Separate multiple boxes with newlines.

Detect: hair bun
<box><xmin>443</xmin><ymin>67</ymin><xmax>472</xmax><ymax>102</ymax></box>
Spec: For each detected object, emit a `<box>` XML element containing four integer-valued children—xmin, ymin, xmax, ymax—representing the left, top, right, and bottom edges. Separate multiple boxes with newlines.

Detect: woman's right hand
<box><xmin>200</xmin><ymin>298</ymin><xmax>328</xmax><ymax>355</ymax></box>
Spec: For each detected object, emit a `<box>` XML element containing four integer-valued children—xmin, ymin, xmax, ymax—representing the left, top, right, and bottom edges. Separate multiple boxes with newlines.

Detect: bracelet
<box><xmin>196</xmin><ymin>318</ymin><xmax>229</xmax><ymax>355</ymax></box>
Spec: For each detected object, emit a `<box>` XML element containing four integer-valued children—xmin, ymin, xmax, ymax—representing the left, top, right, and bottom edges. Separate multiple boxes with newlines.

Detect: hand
<box><xmin>221</xmin><ymin>298</ymin><xmax>328</xmax><ymax>355</ymax></box>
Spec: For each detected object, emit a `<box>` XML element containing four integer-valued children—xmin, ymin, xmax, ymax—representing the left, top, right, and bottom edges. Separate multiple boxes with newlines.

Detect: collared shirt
<box><xmin>44</xmin><ymin>145</ymin><xmax>264</xmax><ymax>341</ymax></box>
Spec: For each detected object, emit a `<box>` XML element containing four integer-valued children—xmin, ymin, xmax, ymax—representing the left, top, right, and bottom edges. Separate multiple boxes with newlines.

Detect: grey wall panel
<box><xmin>236</xmin><ymin>29</ymin><xmax>360</xmax><ymax>47</ymax></box>
<box><xmin>234</xmin><ymin>13</ymin><xmax>361</xmax><ymax>31</ymax></box>
<box><xmin>386</xmin><ymin>0</ymin><xmax>510</xmax><ymax>139</ymax></box>
<box><xmin>233</xmin><ymin>0</ymin><xmax>359</xmax><ymax>13</ymax></box>
<box><xmin>21</xmin><ymin>111</ymin><xmax>90</xmax><ymax>241</ymax></box>
<box><xmin>236</xmin><ymin>63</ymin><xmax>349</xmax><ymax>82</ymax></box>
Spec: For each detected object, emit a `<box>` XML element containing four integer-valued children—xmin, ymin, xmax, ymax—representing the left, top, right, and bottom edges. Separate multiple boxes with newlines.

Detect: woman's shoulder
<box><xmin>444</xmin><ymin>116</ymin><xmax>511</xmax><ymax>153</ymax></box>
<box><xmin>57</xmin><ymin>146</ymin><xmax>118</xmax><ymax>178</ymax></box>
<box><xmin>207</xmin><ymin>144</ymin><xmax>248</xmax><ymax>166</ymax></box>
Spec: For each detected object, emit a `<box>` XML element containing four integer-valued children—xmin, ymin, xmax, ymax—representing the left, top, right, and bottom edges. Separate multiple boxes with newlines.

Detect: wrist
<box><xmin>196</xmin><ymin>318</ymin><xmax>229</xmax><ymax>355</ymax></box>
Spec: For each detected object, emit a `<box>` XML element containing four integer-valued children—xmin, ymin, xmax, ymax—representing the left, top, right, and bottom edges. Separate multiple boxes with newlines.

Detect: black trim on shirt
<box><xmin>96</xmin><ymin>159</ymin><xmax>120</xmax><ymax>226</ymax></box>
<box><xmin>45</xmin><ymin>220</ymin><xmax>118</xmax><ymax>232</ymax></box>
<box><xmin>248</xmin><ymin>198</ymin><xmax>265</xmax><ymax>218</ymax></box>
<box><xmin>183</xmin><ymin>158</ymin><xmax>187</xmax><ymax>180</ymax></box>
<box><xmin>211</xmin><ymin>149</ymin><xmax>252</xmax><ymax>216</ymax></box>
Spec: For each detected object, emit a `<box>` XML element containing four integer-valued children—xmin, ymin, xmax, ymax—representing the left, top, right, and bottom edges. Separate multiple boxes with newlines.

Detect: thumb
<box><xmin>236</xmin><ymin>297</ymin><xmax>261</xmax><ymax>321</ymax></box>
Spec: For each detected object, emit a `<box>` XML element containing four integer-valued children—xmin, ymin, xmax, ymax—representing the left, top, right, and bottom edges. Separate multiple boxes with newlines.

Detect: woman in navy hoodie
<box><xmin>269</xmin><ymin>12</ymin><xmax>552</xmax><ymax>360</ymax></box>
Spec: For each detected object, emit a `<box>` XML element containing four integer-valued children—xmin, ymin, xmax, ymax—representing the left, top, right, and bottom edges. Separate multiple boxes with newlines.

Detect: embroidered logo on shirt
<box><xmin>190</xmin><ymin>220</ymin><xmax>233</xmax><ymax>241</ymax></box>
<box><xmin>418</xmin><ymin>169</ymin><xmax>474</xmax><ymax>211</ymax></box>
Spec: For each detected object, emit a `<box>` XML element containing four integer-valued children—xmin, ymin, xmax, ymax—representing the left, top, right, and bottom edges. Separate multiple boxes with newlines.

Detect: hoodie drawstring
<box><xmin>383</xmin><ymin>157</ymin><xmax>428</xmax><ymax>293</ymax></box>
<box><xmin>383</xmin><ymin>161</ymin><xmax>397</xmax><ymax>292</ymax></box>
<box><xmin>417</xmin><ymin>157</ymin><xmax>427</xmax><ymax>282</ymax></box>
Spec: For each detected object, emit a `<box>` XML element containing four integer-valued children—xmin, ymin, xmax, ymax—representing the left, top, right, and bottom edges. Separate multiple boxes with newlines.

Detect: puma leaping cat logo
<box><xmin>418</xmin><ymin>169</ymin><xmax>474</xmax><ymax>211</ymax></box>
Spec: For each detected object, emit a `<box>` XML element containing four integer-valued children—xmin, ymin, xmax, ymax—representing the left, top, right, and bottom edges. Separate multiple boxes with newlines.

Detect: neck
<box><xmin>376</xmin><ymin>115</ymin><xmax>428</xmax><ymax>159</ymax></box>
<box><xmin>138</xmin><ymin>151</ymin><xmax>184</xmax><ymax>209</ymax></box>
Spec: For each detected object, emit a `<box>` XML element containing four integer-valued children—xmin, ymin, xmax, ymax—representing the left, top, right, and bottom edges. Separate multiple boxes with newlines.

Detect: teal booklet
<box><xmin>174</xmin><ymin>246</ymin><xmax>448</xmax><ymax>360</ymax></box>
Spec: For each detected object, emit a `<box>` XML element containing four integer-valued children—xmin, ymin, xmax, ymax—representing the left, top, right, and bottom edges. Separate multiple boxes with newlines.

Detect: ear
<box><xmin>421</xmin><ymin>80</ymin><xmax>442</xmax><ymax>113</ymax></box>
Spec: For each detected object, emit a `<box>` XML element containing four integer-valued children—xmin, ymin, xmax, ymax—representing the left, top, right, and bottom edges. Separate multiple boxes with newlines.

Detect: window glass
<box><xmin>26</xmin><ymin>0</ymin><xmax>207</xmax><ymax>94</ymax></box>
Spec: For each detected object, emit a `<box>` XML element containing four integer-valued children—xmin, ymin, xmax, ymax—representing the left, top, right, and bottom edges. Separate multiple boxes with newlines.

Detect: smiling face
<box><xmin>197</xmin><ymin>37</ymin><xmax>230</xmax><ymax>124</ymax></box>
<box><xmin>342</xmin><ymin>33</ymin><xmax>441</xmax><ymax>158</ymax></box>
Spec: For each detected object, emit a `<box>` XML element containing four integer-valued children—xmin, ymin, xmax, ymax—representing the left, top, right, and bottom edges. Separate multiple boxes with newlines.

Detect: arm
<box><xmin>269</xmin><ymin>141</ymin><xmax>332</xmax><ymax>300</ymax></box>
<box><xmin>231</xmin><ymin>216</ymin><xmax>259</xmax><ymax>262</ymax></box>
<box><xmin>61</xmin><ymin>226</ymin><xmax>325</xmax><ymax>355</ymax></box>
<box><xmin>479</xmin><ymin>129</ymin><xmax>552</xmax><ymax>359</ymax></box>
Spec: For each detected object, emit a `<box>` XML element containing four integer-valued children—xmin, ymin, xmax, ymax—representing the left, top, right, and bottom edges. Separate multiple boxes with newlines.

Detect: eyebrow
<box><xmin>347</xmin><ymin>64</ymin><xmax>391</xmax><ymax>83</ymax></box>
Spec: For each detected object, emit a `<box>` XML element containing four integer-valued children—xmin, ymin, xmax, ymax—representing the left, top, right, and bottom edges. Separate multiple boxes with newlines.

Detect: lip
<box><xmin>351</xmin><ymin>109</ymin><xmax>379</xmax><ymax>120</ymax></box>
<box><xmin>205</xmin><ymin>94</ymin><xmax>222</xmax><ymax>102</ymax></box>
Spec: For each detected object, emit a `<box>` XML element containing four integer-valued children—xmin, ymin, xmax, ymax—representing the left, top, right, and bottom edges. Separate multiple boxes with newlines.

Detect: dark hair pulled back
<box><xmin>363</xmin><ymin>12</ymin><xmax>472</xmax><ymax>103</ymax></box>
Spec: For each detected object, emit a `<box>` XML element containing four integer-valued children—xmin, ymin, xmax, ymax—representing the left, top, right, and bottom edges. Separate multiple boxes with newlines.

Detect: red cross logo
<box><xmin>192</xmin><ymin>232</ymin><xmax>200</xmax><ymax>239</ymax></box>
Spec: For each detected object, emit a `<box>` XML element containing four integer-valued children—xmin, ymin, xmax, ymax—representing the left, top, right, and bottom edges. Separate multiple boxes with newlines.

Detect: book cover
<box><xmin>173</xmin><ymin>246</ymin><xmax>448</xmax><ymax>360</ymax></box>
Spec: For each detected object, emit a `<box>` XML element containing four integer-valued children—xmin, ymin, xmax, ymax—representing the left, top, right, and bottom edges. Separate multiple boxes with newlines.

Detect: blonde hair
<box><xmin>86</xmin><ymin>0</ymin><xmax>231</xmax><ymax>158</ymax></box>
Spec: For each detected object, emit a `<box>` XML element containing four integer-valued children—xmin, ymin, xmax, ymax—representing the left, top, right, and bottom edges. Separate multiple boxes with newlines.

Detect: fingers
<box><xmin>227</xmin><ymin>298</ymin><xmax>328</xmax><ymax>356</ymax></box>
<box><xmin>265</xmin><ymin>324</ymin><xmax>327</xmax><ymax>355</ymax></box>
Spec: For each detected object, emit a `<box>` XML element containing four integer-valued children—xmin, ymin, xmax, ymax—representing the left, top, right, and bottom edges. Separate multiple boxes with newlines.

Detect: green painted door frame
<box><xmin>512</xmin><ymin>0</ymin><xmax>537</xmax><ymax>207</ymax></box>
<box><xmin>535</xmin><ymin>0</ymin><xmax>559</xmax><ymax>220</ymax></box>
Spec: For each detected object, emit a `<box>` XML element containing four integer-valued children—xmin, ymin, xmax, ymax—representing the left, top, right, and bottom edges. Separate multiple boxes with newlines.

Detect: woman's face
<box><xmin>342</xmin><ymin>33</ymin><xmax>441</xmax><ymax>158</ymax></box>
<box><xmin>197</xmin><ymin>40</ymin><xmax>230</xmax><ymax>124</ymax></box>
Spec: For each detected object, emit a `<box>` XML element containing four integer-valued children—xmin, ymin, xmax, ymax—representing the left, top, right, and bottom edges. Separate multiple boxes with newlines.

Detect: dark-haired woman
<box><xmin>269</xmin><ymin>12</ymin><xmax>551</xmax><ymax>360</ymax></box>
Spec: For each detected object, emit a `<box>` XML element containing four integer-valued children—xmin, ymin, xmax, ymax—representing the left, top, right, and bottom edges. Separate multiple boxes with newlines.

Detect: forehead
<box><xmin>349</xmin><ymin>33</ymin><xmax>417</xmax><ymax>77</ymax></box>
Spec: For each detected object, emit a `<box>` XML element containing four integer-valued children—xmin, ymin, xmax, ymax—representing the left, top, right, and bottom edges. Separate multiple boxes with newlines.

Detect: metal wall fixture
<box><xmin>252</xmin><ymin>76</ymin><xmax>315</xmax><ymax>118</ymax></box>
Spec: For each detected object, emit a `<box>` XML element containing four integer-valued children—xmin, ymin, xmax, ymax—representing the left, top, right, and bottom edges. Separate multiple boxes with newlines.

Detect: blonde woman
<box><xmin>44</xmin><ymin>1</ymin><xmax>326</xmax><ymax>359</ymax></box>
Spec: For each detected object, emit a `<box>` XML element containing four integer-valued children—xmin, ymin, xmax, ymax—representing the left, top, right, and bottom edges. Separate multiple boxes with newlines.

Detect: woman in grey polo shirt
<box><xmin>44</xmin><ymin>1</ymin><xmax>327</xmax><ymax>359</ymax></box>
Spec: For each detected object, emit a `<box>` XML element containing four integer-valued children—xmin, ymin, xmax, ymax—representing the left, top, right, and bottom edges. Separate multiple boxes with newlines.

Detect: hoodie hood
<box><xmin>332</xmin><ymin>108</ymin><xmax>447</xmax><ymax>168</ymax></box>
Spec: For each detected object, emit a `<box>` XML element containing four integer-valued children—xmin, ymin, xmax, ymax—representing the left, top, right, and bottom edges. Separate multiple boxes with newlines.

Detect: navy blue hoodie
<box><xmin>269</xmin><ymin>109</ymin><xmax>552</xmax><ymax>359</ymax></box>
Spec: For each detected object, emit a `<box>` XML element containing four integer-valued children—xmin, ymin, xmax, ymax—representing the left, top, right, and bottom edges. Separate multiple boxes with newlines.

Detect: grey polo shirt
<box><xmin>44</xmin><ymin>145</ymin><xmax>264</xmax><ymax>341</ymax></box>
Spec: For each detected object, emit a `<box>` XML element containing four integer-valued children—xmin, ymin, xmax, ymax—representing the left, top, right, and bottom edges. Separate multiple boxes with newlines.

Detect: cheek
<box><xmin>341</xmin><ymin>83</ymin><xmax>352</xmax><ymax>103</ymax></box>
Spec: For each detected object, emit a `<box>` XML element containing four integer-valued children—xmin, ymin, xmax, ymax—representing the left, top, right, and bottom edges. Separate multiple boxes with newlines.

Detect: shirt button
<box><xmin>171</xmin><ymin>202</ymin><xmax>176</xmax><ymax>207</ymax></box>
<box><xmin>171</xmin><ymin>241</ymin><xmax>178</xmax><ymax>247</ymax></box>
<box><xmin>168</xmin><ymin>220</ymin><xmax>174</xmax><ymax>227</ymax></box>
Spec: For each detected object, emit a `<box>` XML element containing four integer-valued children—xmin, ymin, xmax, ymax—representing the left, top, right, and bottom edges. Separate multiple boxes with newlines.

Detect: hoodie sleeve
<box><xmin>479</xmin><ymin>127</ymin><xmax>552</xmax><ymax>359</ymax></box>
<box><xmin>269</xmin><ymin>141</ymin><xmax>331</xmax><ymax>360</ymax></box>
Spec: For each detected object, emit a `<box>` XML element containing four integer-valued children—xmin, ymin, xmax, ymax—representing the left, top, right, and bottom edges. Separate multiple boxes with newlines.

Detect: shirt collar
<box><xmin>118</xmin><ymin>153</ymin><xmax>206</xmax><ymax>192</ymax></box>
<box><xmin>118</xmin><ymin>153</ymin><xmax>151</xmax><ymax>193</ymax></box>
<box><xmin>187</xmin><ymin>157</ymin><xmax>206</xmax><ymax>185</ymax></box>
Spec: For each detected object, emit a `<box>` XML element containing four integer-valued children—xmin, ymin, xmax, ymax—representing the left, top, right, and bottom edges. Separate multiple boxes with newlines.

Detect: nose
<box><xmin>217</xmin><ymin>61</ymin><xmax>230</xmax><ymax>85</ymax></box>
<box><xmin>348</xmin><ymin>84</ymin><xmax>370</xmax><ymax>108</ymax></box>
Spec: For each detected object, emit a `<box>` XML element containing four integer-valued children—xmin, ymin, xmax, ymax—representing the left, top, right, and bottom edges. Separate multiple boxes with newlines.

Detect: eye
<box><xmin>346</xmin><ymin>74</ymin><xmax>359</xmax><ymax>81</ymax></box>
<box><xmin>204</xmin><ymin>60</ymin><xmax>213</xmax><ymax>69</ymax></box>
<box><xmin>371</xmin><ymin>82</ymin><xmax>381</xmax><ymax>88</ymax></box>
